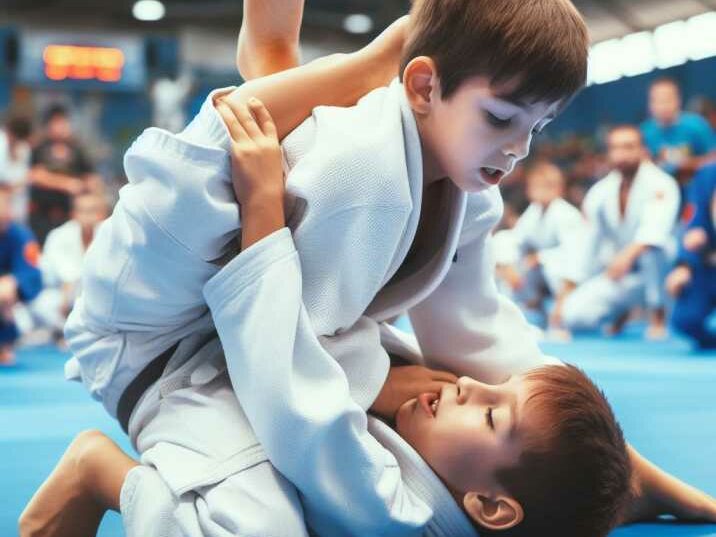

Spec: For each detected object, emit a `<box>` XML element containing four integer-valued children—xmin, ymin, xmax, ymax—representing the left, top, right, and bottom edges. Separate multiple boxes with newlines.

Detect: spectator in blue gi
<box><xmin>0</xmin><ymin>184</ymin><xmax>42</xmax><ymax>364</ymax></box>
<box><xmin>667</xmin><ymin>163</ymin><xmax>716</xmax><ymax>349</ymax></box>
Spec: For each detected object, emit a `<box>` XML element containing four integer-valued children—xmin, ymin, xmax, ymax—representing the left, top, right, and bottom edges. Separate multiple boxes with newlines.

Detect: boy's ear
<box><xmin>463</xmin><ymin>491</ymin><xmax>524</xmax><ymax>531</ymax></box>
<box><xmin>403</xmin><ymin>56</ymin><xmax>439</xmax><ymax>115</ymax></box>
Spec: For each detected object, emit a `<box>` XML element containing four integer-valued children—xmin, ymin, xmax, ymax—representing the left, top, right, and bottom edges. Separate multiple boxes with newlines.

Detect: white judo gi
<box><xmin>562</xmin><ymin>160</ymin><xmax>679</xmax><ymax>329</ymax></box>
<box><xmin>66</xmin><ymin>79</ymin><xmax>557</xmax><ymax>536</ymax></box>
<box><xmin>26</xmin><ymin>220</ymin><xmax>89</xmax><ymax>332</ymax></box>
<box><xmin>509</xmin><ymin>198</ymin><xmax>585</xmax><ymax>303</ymax></box>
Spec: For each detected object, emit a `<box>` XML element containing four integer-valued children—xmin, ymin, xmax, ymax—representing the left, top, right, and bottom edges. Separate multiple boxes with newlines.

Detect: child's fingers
<box><xmin>429</xmin><ymin>369</ymin><xmax>459</xmax><ymax>383</ymax></box>
<box><xmin>216</xmin><ymin>100</ymin><xmax>248</xmax><ymax>142</ymax></box>
<box><xmin>232</xmin><ymin>101</ymin><xmax>263</xmax><ymax>139</ymax></box>
<box><xmin>248</xmin><ymin>98</ymin><xmax>277</xmax><ymax>139</ymax></box>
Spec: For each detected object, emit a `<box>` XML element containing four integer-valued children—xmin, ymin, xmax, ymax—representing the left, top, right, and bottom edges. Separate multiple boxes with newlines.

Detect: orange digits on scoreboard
<box><xmin>43</xmin><ymin>45</ymin><xmax>125</xmax><ymax>82</ymax></box>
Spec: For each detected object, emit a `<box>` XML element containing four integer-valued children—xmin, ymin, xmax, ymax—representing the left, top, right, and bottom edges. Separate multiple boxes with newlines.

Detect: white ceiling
<box><xmin>576</xmin><ymin>0</ymin><xmax>716</xmax><ymax>42</ymax></box>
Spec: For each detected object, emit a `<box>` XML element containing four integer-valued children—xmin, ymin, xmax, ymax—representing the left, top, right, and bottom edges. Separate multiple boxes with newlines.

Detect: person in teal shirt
<box><xmin>641</xmin><ymin>78</ymin><xmax>716</xmax><ymax>186</ymax></box>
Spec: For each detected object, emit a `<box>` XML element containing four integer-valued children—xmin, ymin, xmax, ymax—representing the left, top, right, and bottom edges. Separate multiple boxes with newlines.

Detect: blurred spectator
<box><xmin>0</xmin><ymin>185</ymin><xmax>42</xmax><ymax>365</ymax></box>
<box><xmin>151</xmin><ymin>70</ymin><xmax>194</xmax><ymax>133</ymax></box>
<box><xmin>641</xmin><ymin>78</ymin><xmax>716</xmax><ymax>185</ymax></box>
<box><xmin>0</xmin><ymin>116</ymin><xmax>33</xmax><ymax>224</ymax></box>
<box><xmin>667</xmin><ymin>163</ymin><xmax>716</xmax><ymax>349</ymax></box>
<box><xmin>28</xmin><ymin>104</ymin><xmax>102</xmax><ymax>245</ymax></box>
<box><xmin>560</xmin><ymin>125</ymin><xmax>680</xmax><ymax>339</ymax></box>
<box><xmin>496</xmin><ymin>162</ymin><xmax>584</xmax><ymax>331</ymax></box>
<box><xmin>21</xmin><ymin>192</ymin><xmax>107</xmax><ymax>342</ymax></box>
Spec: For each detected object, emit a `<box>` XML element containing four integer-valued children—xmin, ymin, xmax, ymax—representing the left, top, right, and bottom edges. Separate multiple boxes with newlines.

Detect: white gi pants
<box><xmin>119</xmin><ymin>339</ymin><xmax>309</xmax><ymax>537</ymax></box>
<box><xmin>562</xmin><ymin>247</ymin><xmax>670</xmax><ymax>330</ymax></box>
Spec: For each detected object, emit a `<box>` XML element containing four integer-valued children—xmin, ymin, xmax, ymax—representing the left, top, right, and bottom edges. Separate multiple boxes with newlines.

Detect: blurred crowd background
<box><xmin>1</xmin><ymin>0</ymin><xmax>716</xmax><ymax>365</ymax></box>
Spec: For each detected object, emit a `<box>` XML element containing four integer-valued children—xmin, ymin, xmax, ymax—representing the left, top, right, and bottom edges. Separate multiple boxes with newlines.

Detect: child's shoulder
<box><xmin>282</xmin><ymin>82</ymin><xmax>416</xmax><ymax>211</ymax></box>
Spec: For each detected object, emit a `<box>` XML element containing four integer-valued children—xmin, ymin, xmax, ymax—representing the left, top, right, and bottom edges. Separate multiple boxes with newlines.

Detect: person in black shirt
<box><xmin>28</xmin><ymin>105</ymin><xmax>101</xmax><ymax>244</ymax></box>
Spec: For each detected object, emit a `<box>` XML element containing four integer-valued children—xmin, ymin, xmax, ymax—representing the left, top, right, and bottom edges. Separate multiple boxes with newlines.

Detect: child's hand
<box><xmin>666</xmin><ymin>265</ymin><xmax>691</xmax><ymax>297</ymax></box>
<box><xmin>370</xmin><ymin>365</ymin><xmax>457</xmax><ymax>422</ymax></box>
<box><xmin>214</xmin><ymin>96</ymin><xmax>284</xmax><ymax>208</ymax></box>
<box><xmin>683</xmin><ymin>227</ymin><xmax>708</xmax><ymax>252</ymax></box>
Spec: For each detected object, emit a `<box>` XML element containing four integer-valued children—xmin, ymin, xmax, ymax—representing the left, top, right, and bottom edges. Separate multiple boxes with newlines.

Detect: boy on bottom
<box><xmin>23</xmin><ymin>101</ymin><xmax>633</xmax><ymax>536</ymax></box>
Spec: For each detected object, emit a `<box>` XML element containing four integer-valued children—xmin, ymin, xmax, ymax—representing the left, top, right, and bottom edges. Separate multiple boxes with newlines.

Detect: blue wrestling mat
<box><xmin>1</xmin><ymin>332</ymin><xmax>715</xmax><ymax>537</ymax></box>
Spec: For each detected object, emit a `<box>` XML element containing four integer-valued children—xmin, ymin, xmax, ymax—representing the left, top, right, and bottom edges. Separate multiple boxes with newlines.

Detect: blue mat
<box><xmin>1</xmin><ymin>332</ymin><xmax>715</xmax><ymax>537</ymax></box>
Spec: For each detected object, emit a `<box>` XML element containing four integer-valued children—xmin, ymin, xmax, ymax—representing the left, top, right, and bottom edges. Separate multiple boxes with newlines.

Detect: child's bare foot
<box><xmin>645</xmin><ymin>323</ymin><xmax>668</xmax><ymax>341</ymax></box>
<box><xmin>0</xmin><ymin>344</ymin><xmax>15</xmax><ymax>366</ymax></box>
<box><xmin>19</xmin><ymin>430</ymin><xmax>113</xmax><ymax>537</ymax></box>
<box><xmin>646</xmin><ymin>309</ymin><xmax>668</xmax><ymax>341</ymax></box>
<box><xmin>604</xmin><ymin>310</ymin><xmax>631</xmax><ymax>337</ymax></box>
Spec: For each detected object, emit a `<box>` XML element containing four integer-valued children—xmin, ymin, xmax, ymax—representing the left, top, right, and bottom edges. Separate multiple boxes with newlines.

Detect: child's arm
<box><xmin>220</xmin><ymin>15</ymin><xmax>408</xmax><ymax>142</ymax></box>
<box><xmin>236</xmin><ymin>0</ymin><xmax>304</xmax><ymax>80</ymax></box>
<box><xmin>65</xmin><ymin>21</ymin><xmax>407</xmax><ymax>411</ymax></box>
<box><xmin>203</xmin><ymin>231</ymin><xmax>432</xmax><ymax>536</ymax></box>
<box><xmin>623</xmin><ymin>445</ymin><xmax>716</xmax><ymax>523</ymax></box>
<box><xmin>215</xmin><ymin>97</ymin><xmax>285</xmax><ymax>250</ymax></box>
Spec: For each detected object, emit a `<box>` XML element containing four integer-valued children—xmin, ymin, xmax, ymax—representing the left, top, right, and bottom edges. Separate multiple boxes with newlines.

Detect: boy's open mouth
<box><xmin>479</xmin><ymin>167</ymin><xmax>504</xmax><ymax>185</ymax></box>
<box><xmin>418</xmin><ymin>392</ymin><xmax>440</xmax><ymax>417</ymax></box>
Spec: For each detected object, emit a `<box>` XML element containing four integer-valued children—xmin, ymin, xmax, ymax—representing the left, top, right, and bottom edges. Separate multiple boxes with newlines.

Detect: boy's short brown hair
<box><xmin>400</xmin><ymin>0</ymin><xmax>589</xmax><ymax>104</ymax></box>
<box><xmin>487</xmin><ymin>365</ymin><xmax>631</xmax><ymax>537</ymax></box>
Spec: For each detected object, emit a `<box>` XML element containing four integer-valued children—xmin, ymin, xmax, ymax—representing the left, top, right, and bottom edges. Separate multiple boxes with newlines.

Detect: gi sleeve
<box><xmin>407</xmin><ymin>190</ymin><xmax>560</xmax><ymax>385</ymax></box>
<box><xmin>633</xmin><ymin>169</ymin><xmax>680</xmax><ymax>248</ymax></box>
<box><xmin>64</xmin><ymin>93</ymin><xmax>239</xmax><ymax>409</ymax></box>
<box><xmin>203</xmin><ymin>227</ymin><xmax>430</xmax><ymax>537</ymax></box>
<box><xmin>677</xmin><ymin>167</ymin><xmax>716</xmax><ymax>268</ymax></box>
<box><xmin>10</xmin><ymin>226</ymin><xmax>42</xmax><ymax>301</ymax></box>
<box><xmin>576</xmin><ymin>182</ymin><xmax>607</xmax><ymax>282</ymax></box>
<box><xmin>537</xmin><ymin>204</ymin><xmax>586</xmax><ymax>284</ymax></box>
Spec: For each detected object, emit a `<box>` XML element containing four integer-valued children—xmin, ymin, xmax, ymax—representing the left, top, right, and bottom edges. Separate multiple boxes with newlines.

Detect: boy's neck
<box><xmin>419</xmin><ymin>141</ymin><xmax>447</xmax><ymax>188</ymax></box>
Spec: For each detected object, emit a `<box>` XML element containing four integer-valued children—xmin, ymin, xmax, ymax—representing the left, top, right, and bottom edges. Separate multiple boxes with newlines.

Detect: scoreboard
<box><xmin>18</xmin><ymin>31</ymin><xmax>146</xmax><ymax>91</ymax></box>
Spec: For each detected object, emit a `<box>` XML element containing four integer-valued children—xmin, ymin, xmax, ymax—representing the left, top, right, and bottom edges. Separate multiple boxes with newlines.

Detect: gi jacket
<box><xmin>65</xmin><ymin>79</ymin><xmax>555</xmax><ymax>535</ymax></box>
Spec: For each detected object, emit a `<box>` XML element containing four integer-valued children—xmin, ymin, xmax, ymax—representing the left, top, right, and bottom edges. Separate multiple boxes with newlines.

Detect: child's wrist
<box><xmin>242</xmin><ymin>189</ymin><xmax>284</xmax><ymax>213</ymax></box>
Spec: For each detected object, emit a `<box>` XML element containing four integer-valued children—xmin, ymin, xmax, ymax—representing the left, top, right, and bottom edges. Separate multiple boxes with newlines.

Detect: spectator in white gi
<box><xmin>29</xmin><ymin>192</ymin><xmax>107</xmax><ymax>339</ymax></box>
<box><xmin>497</xmin><ymin>162</ymin><xmax>585</xmax><ymax>329</ymax></box>
<box><xmin>561</xmin><ymin>125</ymin><xmax>680</xmax><ymax>339</ymax></box>
<box><xmin>0</xmin><ymin>116</ymin><xmax>33</xmax><ymax>224</ymax></box>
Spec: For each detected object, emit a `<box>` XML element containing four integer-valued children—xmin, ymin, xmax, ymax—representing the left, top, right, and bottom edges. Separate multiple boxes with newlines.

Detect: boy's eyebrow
<box><xmin>493</xmin><ymin>94</ymin><xmax>528</xmax><ymax>109</ymax></box>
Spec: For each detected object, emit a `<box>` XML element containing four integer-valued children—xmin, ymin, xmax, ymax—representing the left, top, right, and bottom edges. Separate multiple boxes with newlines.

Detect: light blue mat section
<box><xmin>1</xmin><ymin>330</ymin><xmax>715</xmax><ymax>536</ymax></box>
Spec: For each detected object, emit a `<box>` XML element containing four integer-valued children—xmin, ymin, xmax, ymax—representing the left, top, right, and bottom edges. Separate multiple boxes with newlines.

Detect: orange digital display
<box><xmin>43</xmin><ymin>45</ymin><xmax>125</xmax><ymax>82</ymax></box>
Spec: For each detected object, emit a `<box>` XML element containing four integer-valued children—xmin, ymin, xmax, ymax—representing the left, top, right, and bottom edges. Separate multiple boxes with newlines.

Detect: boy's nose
<box><xmin>457</xmin><ymin>376</ymin><xmax>491</xmax><ymax>402</ymax></box>
<box><xmin>503</xmin><ymin>133</ymin><xmax>532</xmax><ymax>161</ymax></box>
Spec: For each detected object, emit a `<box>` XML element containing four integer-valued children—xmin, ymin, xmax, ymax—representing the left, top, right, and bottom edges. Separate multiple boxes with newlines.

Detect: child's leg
<box><xmin>19</xmin><ymin>430</ymin><xmax>137</xmax><ymax>537</ymax></box>
<box><xmin>221</xmin><ymin>14</ymin><xmax>410</xmax><ymax>141</ymax></box>
<box><xmin>237</xmin><ymin>0</ymin><xmax>304</xmax><ymax>80</ymax></box>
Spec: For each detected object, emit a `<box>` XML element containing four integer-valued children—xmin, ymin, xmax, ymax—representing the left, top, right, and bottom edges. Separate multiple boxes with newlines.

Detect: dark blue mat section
<box><xmin>1</xmin><ymin>331</ymin><xmax>715</xmax><ymax>536</ymax></box>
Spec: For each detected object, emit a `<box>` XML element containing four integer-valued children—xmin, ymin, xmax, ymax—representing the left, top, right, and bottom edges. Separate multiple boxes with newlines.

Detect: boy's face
<box><xmin>408</xmin><ymin>66</ymin><xmax>560</xmax><ymax>193</ymax></box>
<box><xmin>649</xmin><ymin>82</ymin><xmax>681</xmax><ymax>126</ymax></box>
<box><xmin>73</xmin><ymin>195</ymin><xmax>107</xmax><ymax>230</ymax></box>
<box><xmin>526</xmin><ymin>168</ymin><xmax>564</xmax><ymax>206</ymax></box>
<box><xmin>395</xmin><ymin>374</ymin><xmax>533</xmax><ymax>496</ymax></box>
<box><xmin>607</xmin><ymin>128</ymin><xmax>644</xmax><ymax>177</ymax></box>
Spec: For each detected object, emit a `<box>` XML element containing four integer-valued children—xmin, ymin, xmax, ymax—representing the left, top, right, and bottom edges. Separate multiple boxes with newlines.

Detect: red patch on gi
<box><xmin>24</xmin><ymin>242</ymin><xmax>40</xmax><ymax>267</ymax></box>
<box><xmin>654</xmin><ymin>190</ymin><xmax>665</xmax><ymax>201</ymax></box>
<box><xmin>681</xmin><ymin>203</ymin><xmax>696</xmax><ymax>224</ymax></box>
